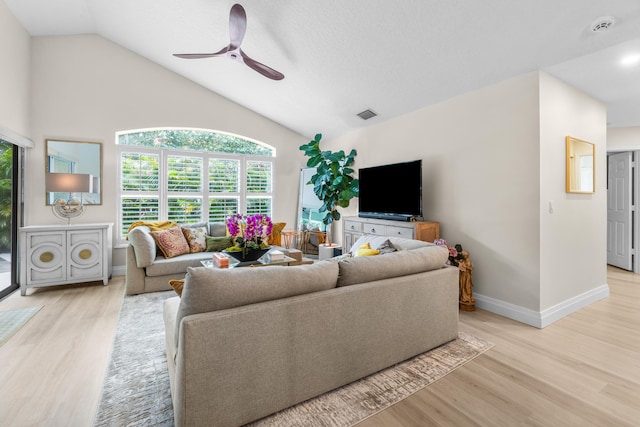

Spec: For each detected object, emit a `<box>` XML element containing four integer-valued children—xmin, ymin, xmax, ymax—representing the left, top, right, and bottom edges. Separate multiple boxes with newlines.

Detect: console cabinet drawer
<box><xmin>363</xmin><ymin>223</ymin><xmax>386</xmax><ymax>235</ymax></box>
<box><xmin>386</xmin><ymin>225</ymin><xmax>414</xmax><ymax>239</ymax></box>
<box><xmin>344</xmin><ymin>221</ymin><xmax>363</xmax><ymax>233</ymax></box>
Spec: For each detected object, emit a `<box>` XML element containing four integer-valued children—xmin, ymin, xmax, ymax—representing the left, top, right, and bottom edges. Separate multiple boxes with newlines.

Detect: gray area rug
<box><xmin>0</xmin><ymin>306</ymin><xmax>42</xmax><ymax>347</ymax></box>
<box><xmin>95</xmin><ymin>291</ymin><xmax>493</xmax><ymax>426</ymax></box>
<box><xmin>95</xmin><ymin>291</ymin><xmax>175</xmax><ymax>427</ymax></box>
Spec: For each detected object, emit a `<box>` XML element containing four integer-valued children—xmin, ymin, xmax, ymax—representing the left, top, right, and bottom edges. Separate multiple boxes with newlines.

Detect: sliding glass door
<box><xmin>0</xmin><ymin>140</ymin><xmax>20</xmax><ymax>299</ymax></box>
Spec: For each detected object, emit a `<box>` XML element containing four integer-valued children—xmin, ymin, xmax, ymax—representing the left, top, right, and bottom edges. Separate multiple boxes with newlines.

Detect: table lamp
<box><xmin>45</xmin><ymin>172</ymin><xmax>93</xmax><ymax>224</ymax></box>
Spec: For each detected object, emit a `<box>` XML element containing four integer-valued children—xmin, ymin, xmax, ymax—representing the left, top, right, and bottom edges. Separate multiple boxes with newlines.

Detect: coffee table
<box><xmin>201</xmin><ymin>251</ymin><xmax>296</xmax><ymax>269</ymax></box>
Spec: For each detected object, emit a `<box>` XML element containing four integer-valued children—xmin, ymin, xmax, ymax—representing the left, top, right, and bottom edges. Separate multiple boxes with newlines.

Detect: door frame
<box><xmin>0</xmin><ymin>145</ymin><xmax>23</xmax><ymax>300</ymax></box>
<box><xmin>608</xmin><ymin>148</ymin><xmax>640</xmax><ymax>273</ymax></box>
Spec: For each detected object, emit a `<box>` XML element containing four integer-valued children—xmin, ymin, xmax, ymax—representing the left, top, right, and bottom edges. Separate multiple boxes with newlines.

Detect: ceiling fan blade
<box><xmin>174</xmin><ymin>46</ymin><xmax>229</xmax><ymax>59</ymax></box>
<box><xmin>240</xmin><ymin>50</ymin><xmax>284</xmax><ymax>80</ymax></box>
<box><xmin>229</xmin><ymin>3</ymin><xmax>247</xmax><ymax>50</ymax></box>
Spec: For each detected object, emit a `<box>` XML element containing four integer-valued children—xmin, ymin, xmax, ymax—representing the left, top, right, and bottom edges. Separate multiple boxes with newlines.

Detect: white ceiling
<box><xmin>5</xmin><ymin>0</ymin><xmax>640</xmax><ymax>139</ymax></box>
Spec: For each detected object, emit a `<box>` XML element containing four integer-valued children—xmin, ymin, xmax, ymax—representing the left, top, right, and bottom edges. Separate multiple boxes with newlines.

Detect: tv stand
<box><xmin>342</xmin><ymin>216</ymin><xmax>440</xmax><ymax>251</ymax></box>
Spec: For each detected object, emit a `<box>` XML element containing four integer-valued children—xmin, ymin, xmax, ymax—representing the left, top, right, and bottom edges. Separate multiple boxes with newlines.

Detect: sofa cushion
<box><xmin>209</xmin><ymin>222</ymin><xmax>227</xmax><ymax>237</ymax></box>
<box><xmin>145</xmin><ymin>252</ymin><xmax>213</xmax><ymax>277</ymax></box>
<box><xmin>127</xmin><ymin>226</ymin><xmax>156</xmax><ymax>268</ymax></box>
<box><xmin>182</xmin><ymin>226</ymin><xmax>208</xmax><ymax>253</ymax></box>
<box><xmin>176</xmin><ymin>261</ymin><xmax>339</xmax><ymax>344</ymax></box>
<box><xmin>337</xmin><ymin>245</ymin><xmax>449</xmax><ymax>287</ymax></box>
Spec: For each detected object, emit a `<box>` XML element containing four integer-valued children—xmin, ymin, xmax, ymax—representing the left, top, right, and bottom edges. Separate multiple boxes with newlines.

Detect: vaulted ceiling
<box><xmin>5</xmin><ymin>0</ymin><xmax>640</xmax><ymax>139</ymax></box>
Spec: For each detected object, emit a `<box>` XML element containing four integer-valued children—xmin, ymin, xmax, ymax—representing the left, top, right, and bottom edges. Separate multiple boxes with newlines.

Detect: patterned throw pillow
<box><xmin>182</xmin><ymin>226</ymin><xmax>208</xmax><ymax>253</ymax></box>
<box><xmin>268</xmin><ymin>222</ymin><xmax>286</xmax><ymax>246</ymax></box>
<box><xmin>150</xmin><ymin>227</ymin><xmax>190</xmax><ymax>258</ymax></box>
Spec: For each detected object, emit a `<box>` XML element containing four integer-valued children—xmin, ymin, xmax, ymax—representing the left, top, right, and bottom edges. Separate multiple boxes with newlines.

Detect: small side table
<box><xmin>281</xmin><ymin>230</ymin><xmax>304</xmax><ymax>250</ymax></box>
<box><xmin>304</xmin><ymin>230</ymin><xmax>326</xmax><ymax>254</ymax></box>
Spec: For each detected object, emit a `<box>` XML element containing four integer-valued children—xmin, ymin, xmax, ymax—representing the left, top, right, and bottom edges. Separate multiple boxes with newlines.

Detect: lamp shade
<box><xmin>46</xmin><ymin>173</ymin><xmax>93</xmax><ymax>193</ymax></box>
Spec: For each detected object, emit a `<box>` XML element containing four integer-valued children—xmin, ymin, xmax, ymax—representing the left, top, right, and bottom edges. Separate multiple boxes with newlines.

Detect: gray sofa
<box><xmin>125</xmin><ymin>223</ymin><xmax>307</xmax><ymax>295</ymax></box>
<box><xmin>163</xmin><ymin>236</ymin><xmax>459</xmax><ymax>427</ymax></box>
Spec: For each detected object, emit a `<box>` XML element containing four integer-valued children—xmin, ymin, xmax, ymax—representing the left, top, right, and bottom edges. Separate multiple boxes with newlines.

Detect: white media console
<box><xmin>342</xmin><ymin>216</ymin><xmax>440</xmax><ymax>250</ymax></box>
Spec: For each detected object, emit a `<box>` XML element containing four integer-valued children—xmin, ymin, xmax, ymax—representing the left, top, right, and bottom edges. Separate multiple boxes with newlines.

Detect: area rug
<box><xmin>0</xmin><ymin>306</ymin><xmax>42</xmax><ymax>347</ymax></box>
<box><xmin>95</xmin><ymin>291</ymin><xmax>493</xmax><ymax>427</ymax></box>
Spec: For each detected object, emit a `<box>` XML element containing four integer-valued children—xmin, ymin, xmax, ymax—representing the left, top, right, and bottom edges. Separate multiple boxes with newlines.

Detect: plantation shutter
<box><xmin>246</xmin><ymin>160</ymin><xmax>272</xmax><ymax>216</ymax></box>
<box><xmin>168</xmin><ymin>156</ymin><xmax>202</xmax><ymax>192</ymax></box>
<box><xmin>167</xmin><ymin>156</ymin><xmax>203</xmax><ymax>224</ymax></box>
<box><xmin>208</xmin><ymin>159</ymin><xmax>240</xmax><ymax>222</ymax></box>
<box><xmin>120</xmin><ymin>152</ymin><xmax>160</xmax><ymax>236</ymax></box>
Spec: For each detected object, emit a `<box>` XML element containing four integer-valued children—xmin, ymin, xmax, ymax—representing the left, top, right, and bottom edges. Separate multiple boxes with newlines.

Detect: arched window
<box><xmin>116</xmin><ymin>128</ymin><xmax>275</xmax><ymax>242</ymax></box>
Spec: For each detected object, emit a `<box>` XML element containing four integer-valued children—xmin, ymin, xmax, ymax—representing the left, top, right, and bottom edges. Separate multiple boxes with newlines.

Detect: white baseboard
<box><xmin>474</xmin><ymin>284</ymin><xmax>610</xmax><ymax>328</ymax></box>
<box><xmin>112</xmin><ymin>265</ymin><xmax>126</xmax><ymax>277</ymax></box>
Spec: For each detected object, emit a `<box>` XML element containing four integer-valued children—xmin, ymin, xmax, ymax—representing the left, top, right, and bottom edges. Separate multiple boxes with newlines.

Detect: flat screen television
<box><xmin>358</xmin><ymin>159</ymin><xmax>422</xmax><ymax>221</ymax></box>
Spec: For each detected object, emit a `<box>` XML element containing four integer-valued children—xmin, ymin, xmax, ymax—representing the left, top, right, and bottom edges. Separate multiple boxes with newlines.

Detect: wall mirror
<box><xmin>566</xmin><ymin>136</ymin><xmax>595</xmax><ymax>194</ymax></box>
<box><xmin>45</xmin><ymin>139</ymin><xmax>102</xmax><ymax>205</ymax></box>
<box><xmin>297</xmin><ymin>167</ymin><xmax>326</xmax><ymax>231</ymax></box>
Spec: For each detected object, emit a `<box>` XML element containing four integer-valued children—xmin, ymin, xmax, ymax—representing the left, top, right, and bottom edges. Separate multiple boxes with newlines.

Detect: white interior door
<box><xmin>607</xmin><ymin>152</ymin><xmax>633</xmax><ymax>270</ymax></box>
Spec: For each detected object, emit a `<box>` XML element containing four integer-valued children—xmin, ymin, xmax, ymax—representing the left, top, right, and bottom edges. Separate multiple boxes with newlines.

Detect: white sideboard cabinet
<box><xmin>19</xmin><ymin>223</ymin><xmax>113</xmax><ymax>296</ymax></box>
<box><xmin>343</xmin><ymin>216</ymin><xmax>440</xmax><ymax>251</ymax></box>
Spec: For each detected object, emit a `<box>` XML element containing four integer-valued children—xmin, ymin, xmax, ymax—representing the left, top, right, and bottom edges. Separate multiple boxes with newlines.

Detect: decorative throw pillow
<box><xmin>181</xmin><ymin>226</ymin><xmax>207</xmax><ymax>253</ymax></box>
<box><xmin>206</xmin><ymin>235</ymin><xmax>234</xmax><ymax>252</ymax></box>
<box><xmin>376</xmin><ymin>239</ymin><xmax>397</xmax><ymax>254</ymax></box>
<box><xmin>268</xmin><ymin>222</ymin><xmax>286</xmax><ymax>246</ymax></box>
<box><xmin>169</xmin><ymin>279</ymin><xmax>185</xmax><ymax>297</ymax></box>
<box><xmin>150</xmin><ymin>227</ymin><xmax>190</xmax><ymax>258</ymax></box>
<box><xmin>355</xmin><ymin>242</ymin><xmax>380</xmax><ymax>257</ymax></box>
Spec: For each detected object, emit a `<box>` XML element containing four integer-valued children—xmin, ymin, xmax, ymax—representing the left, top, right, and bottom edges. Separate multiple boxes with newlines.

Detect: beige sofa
<box><xmin>163</xmin><ymin>236</ymin><xmax>459</xmax><ymax>427</ymax></box>
<box><xmin>125</xmin><ymin>222</ymin><xmax>307</xmax><ymax>295</ymax></box>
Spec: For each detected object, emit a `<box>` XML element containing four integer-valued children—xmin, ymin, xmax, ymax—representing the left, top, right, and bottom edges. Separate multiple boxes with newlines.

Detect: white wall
<box><xmin>28</xmin><ymin>35</ymin><xmax>308</xmax><ymax>269</ymax></box>
<box><xmin>608</xmin><ymin>127</ymin><xmax>640</xmax><ymax>151</ymax></box>
<box><xmin>538</xmin><ymin>72</ymin><xmax>607</xmax><ymax>312</ymax></box>
<box><xmin>326</xmin><ymin>71</ymin><xmax>608</xmax><ymax>326</ymax></box>
<box><xmin>0</xmin><ymin>0</ymin><xmax>30</xmax><ymax>137</ymax></box>
<box><xmin>328</xmin><ymin>72</ymin><xmax>542</xmax><ymax>312</ymax></box>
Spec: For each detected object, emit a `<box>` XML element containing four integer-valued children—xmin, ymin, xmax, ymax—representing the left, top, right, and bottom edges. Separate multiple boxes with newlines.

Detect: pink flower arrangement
<box><xmin>434</xmin><ymin>239</ymin><xmax>464</xmax><ymax>267</ymax></box>
<box><xmin>226</xmin><ymin>214</ymin><xmax>273</xmax><ymax>251</ymax></box>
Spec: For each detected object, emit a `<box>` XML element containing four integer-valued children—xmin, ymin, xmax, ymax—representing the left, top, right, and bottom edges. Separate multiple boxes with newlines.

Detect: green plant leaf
<box><xmin>299</xmin><ymin>131</ymin><xmax>357</xmax><ymax>225</ymax></box>
<box><xmin>306</xmin><ymin>156</ymin><xmax>322</xmax><ymax>168</ymax></box>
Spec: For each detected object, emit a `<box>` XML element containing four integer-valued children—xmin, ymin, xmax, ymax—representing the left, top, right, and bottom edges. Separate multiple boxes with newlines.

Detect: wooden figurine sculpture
<box><xmin>457</xmin><ymin>250</ymin><xmax>476</xmax><ymax>311</ymax></box>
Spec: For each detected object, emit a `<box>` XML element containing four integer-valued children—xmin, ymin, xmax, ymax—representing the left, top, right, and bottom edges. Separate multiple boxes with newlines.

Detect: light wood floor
<box><xmin>1</xmin><ymin>267</ymin><xmax>638</xmax><ymax>426</ymax></box>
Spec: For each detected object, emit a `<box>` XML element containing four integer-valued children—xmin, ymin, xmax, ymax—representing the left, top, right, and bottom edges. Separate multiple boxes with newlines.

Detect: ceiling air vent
<box><xmin>590</xmin><ymin>16</ymin><xmax>616</xmax><ymax>33</ymax></box>
<box><xmin>357</xmin><ymin>109</ymin><xmax>378</xmax><ymax>120</ymax></box>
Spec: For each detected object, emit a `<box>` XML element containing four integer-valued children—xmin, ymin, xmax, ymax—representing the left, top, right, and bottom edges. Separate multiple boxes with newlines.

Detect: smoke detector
<box><xmin>590</xmin><ymin>16</ymin><xmax>616</xmax><ymax>33</ymax></box>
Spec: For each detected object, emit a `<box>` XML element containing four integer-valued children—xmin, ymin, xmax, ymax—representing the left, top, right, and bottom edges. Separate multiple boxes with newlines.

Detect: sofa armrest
<box><xmin>125</xmin><ymin>245</ymin><xmax>147</xmax><ymax>295</ymax></box>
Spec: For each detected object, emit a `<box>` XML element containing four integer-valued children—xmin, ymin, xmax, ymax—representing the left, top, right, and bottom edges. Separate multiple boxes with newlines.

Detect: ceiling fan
<box><xmin>173</xmin><ymin>3</ymin><xmax>285</xmax><ymax>80</ymax></box>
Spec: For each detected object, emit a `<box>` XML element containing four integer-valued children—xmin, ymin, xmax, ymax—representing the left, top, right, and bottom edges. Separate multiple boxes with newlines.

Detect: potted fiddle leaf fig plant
<box><xmin>299</xmin><ymin>133</ymin><xmax>359</xmax><ymax>246</ymax></box>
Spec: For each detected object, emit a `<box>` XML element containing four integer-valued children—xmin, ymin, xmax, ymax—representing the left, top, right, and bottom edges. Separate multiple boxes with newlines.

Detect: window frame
<box><xmin>116</xmin><ymin>138</ymin><xmax>274</xmax><ymax>246</ymax></box>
